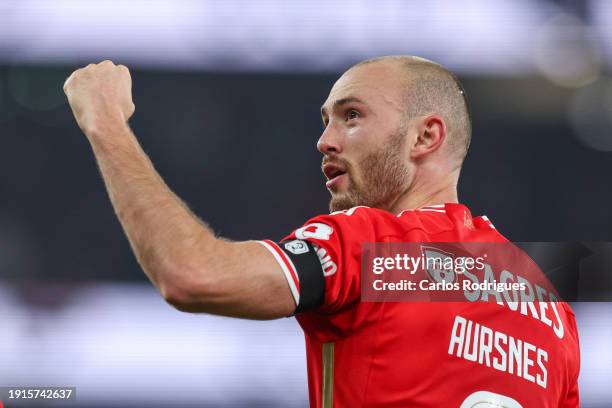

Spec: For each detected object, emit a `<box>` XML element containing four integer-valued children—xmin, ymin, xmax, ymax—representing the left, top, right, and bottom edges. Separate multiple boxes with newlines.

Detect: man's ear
<box><xmin>410</xmin><ymin>115</ymin><xmax>446</xmax><ymax>159</ymax></box>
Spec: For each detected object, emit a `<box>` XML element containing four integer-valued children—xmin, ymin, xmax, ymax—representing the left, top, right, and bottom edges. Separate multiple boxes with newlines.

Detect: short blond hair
<box><xmin>352</xmin><ymin>55</ymin><xmax>472</xmax><ymax>164</ymax></box>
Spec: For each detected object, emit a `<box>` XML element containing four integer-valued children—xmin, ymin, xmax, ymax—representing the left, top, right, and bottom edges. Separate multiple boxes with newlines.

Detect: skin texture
<box><xmin>63</xmin><ymin>56</ymin><xmax>463</xmax><ymax>319</ymax></box>
<box><xmin>319</xmin><ymin>59</ymin><xmax>461</xmax><ymax>214</ymax></box>
<box><xmin>64</xmin><ymin>61</ymin><xmax>296</xmax><ymax>319</ymax></box>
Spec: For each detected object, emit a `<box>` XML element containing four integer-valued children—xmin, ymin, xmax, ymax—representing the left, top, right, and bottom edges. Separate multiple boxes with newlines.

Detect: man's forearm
<box><xmin>86</xmin><ymin>122</ymin><xmax>215</xmax><ymax>297</ymax></box>
<box><xmin>63</xmin><ymin>61</ymin><xmax>296</xmax><ymax>318</ymax></box>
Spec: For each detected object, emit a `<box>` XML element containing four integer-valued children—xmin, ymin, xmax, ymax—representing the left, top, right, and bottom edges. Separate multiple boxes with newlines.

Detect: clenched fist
<box><xmin>64</xmin><ymin>60</ymin><xmax>135</xmax><ymax>136</ymax></box>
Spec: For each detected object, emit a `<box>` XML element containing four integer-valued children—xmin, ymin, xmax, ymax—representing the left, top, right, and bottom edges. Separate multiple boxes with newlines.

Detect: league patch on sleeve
<box><xmin>284</xmin><ymin>239</ymin><xmax>310</xmax><ymax>255</ymax></box>
<box><xmin>278</xmin><ymin>239</ymin><xmax>325</xmax><ymax>313</ymax></box>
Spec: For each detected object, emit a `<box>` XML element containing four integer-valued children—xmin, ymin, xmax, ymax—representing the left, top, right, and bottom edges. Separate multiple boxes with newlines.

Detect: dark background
<box><xmin>1</xmin><ymin>0</ymin><xmax>612</xmax><ymax>403</ymax></box>
<box><xmin>1</xmin><ymin>67</ymin><xmax>611</xmax><ymax>283</ymax></box>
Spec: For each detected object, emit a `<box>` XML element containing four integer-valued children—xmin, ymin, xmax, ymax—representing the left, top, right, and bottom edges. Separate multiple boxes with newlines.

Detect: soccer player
<box><xmin>63</xmin><ymin>56</ymin><xmax>580</xmax><ymax>407</ymax></box>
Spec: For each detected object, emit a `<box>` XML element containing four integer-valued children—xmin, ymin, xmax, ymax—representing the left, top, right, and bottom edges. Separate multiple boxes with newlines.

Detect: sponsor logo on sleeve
<box><xmin>284</xmin><ymin>239</ymin><xmax>310</xmax><ymax>255</ymax></box>
<box><xmin>313</xmin><ymin>244</ymin><xmax>337</xmax><ymax>277</ymax></box>
<box><xmin>295</xmin><ymin>223</ymin><xmax>333</xmax><ymax>241</ymax></box>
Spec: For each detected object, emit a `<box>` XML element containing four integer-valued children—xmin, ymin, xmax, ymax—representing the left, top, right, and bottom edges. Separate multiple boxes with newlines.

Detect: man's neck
<box><xmin>388</xmin><ymin>179</ymin><xmax>459</xmax><ymax>215</ymax></box>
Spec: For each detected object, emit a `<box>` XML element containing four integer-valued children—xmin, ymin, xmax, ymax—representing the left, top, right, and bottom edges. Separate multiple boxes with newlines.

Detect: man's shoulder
<box><xmin>308</xmin><ymin>205</ymin><xmax>440</xmax><ymax>226</ymax></box>
<box><xmin>295</xmin><ymin>203</ymin><xmax>506</xmax><ymax>245</ymax></box>
<box><xmin>300</xmin><ymin>204</ymin><xmax>467</xmax><ymax>240</ymax></box>
<box><xmin>300</xmin><ymin>206</ymin><xmax>390</xmax><ymax>231</ymax></box>
<box><xmin>302</xmin><ymin>206</ymin><xmax>422</xmax><ymax>237</ymax></box>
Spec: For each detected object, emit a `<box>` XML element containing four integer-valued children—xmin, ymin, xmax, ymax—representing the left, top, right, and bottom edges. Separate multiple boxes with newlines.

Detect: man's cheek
<box><xmin>347</xmin><ymin>169</ymin><xmax>359</xmax><ymax>186</ymax></box>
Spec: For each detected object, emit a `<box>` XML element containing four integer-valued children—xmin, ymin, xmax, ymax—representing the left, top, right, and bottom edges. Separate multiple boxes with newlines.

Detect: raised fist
<box><xmin>64</xmin><ymin>60</ymin><xmax>135</xmax><ymax>136</ymax></box>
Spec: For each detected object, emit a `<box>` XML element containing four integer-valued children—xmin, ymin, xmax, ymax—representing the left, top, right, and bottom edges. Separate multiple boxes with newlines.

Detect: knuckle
<box><xmin>73</xmin><ymin>68</ymin><xmax>87</xmax><ymax>79</ymax></box>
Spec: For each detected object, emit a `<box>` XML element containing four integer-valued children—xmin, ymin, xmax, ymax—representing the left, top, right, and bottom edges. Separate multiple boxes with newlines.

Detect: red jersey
<box><xmin>259</xmin><ymin>203</ymin><xmax>580</xmax><ymax>407</ymax></box>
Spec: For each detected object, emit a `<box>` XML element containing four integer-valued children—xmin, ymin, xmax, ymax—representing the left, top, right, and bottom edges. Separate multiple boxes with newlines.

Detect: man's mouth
<box><xmin>323</xmin><ymin>163</ymin><xmax>347</xmax><ymax>190</ymax></box>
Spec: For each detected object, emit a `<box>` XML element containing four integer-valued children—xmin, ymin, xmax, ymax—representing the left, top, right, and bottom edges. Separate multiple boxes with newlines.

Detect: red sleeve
<box><xmin>260</xmin><ymin>206</ymin><xmax>377</xmax><ymax>314</ymax></box>
<box><xmin>561</xmin><ymin>304</ymin><xmax>581</xmax><ymax>407</ymax></box>
<box><xmin>562</xmin><ymin>379</ymin><xmax>579</xmax><ymax>408</ymax></box>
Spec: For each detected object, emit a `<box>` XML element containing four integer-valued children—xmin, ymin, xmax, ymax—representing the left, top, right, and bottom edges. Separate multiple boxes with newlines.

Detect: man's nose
<box><xmin>317</xmin><ymin>125</ymin><xmax>343</xmax><ymax>155</ymax></box>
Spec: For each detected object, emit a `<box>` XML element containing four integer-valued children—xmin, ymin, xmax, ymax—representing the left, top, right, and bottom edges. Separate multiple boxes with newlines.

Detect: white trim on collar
<box><xmin>396</xmin><ymin>204</ymin><xmax>446</xmax><ymax>217</ymax></box>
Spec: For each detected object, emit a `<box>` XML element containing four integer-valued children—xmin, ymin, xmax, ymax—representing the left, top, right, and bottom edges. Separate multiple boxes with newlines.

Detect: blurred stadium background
<box><xmin>1</xmin><ymin>0</ymin><xmax>612</xmax><ymax>406</ymax></box>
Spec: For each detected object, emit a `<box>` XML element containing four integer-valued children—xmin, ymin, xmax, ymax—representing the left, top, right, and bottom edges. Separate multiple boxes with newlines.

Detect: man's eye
<box><xmin>347</xmin><ymin>109</ymin><xmax>360</xmax><ymax>121</ymax></box>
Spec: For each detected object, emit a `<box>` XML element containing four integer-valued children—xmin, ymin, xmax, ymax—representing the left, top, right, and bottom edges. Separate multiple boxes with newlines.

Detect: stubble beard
<box><xmin>329</xmin><ymin>130</ymin><xmax>410</xmax><ymax>213</ymax></box>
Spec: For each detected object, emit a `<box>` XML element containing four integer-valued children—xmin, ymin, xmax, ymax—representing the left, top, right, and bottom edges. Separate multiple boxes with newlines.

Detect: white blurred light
<box><xmin>0</xmin><ymin>282</ymin><xmax>307</xmax><ymax>406</ymax></box>
<box><xmin>534</xmin><ymin>13</ymin><xmax>602</xmax><ymax>88</ymax></box>
<box><xmin>574</xmin><ymin>303</ymin><xmax>612</xmax><ymax>405</ymax></box>
<box><xmin>569</xmin><ymin>77</ymin><xmax>612</xmax><ymax>151</ymax></box>
<box><xmin>0</xmin><ymin>0</ymin><xmax>578</xmax><ymax>74</ymax></box>
<box><xmin>590</xmin><ymin>0</ymin><xmax>612</xmax><ymax>68</ymax></box>
<box><xmin>1</xmin><ymin>283</ymin><xmax>611</xmax><ymax>405</ymax></box>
